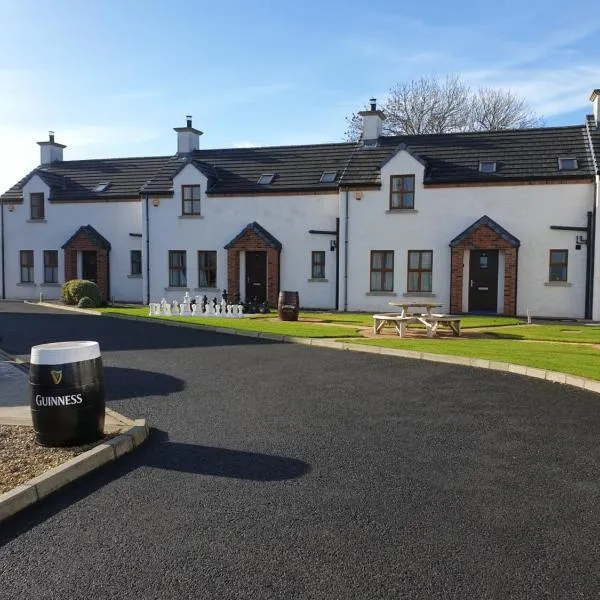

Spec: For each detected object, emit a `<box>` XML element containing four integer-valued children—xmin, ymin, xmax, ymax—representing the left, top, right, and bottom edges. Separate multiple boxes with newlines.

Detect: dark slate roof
<box><xmin>2</xmin><ymin>123</ymin><xmax>597</xmax><ymax>202</ymax></box>
<box><xmin>1</xmin><ymin>156</ymin><xmax>171</xmax><ymax>202</ymax></box>
<box><xmin>450</xmin><ymin>215</ymin><xmax>520</xmax><ymax>248</ymax></box>
<box><xmin>61</xmin><ymin>225</ymin><xmax>112</xmax><ymax>250</ymax></box>
<box><xmin>224</xmin><ymin>222</ymin><xmax>282</xmax><ymax>250</ymax></box>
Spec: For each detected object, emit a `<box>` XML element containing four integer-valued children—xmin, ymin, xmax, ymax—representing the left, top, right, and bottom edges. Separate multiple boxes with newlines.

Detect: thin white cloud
<box><xmin>232</xmin><ymin>141</ymin><xmax>257</xmax><ymax>148</ymax></box>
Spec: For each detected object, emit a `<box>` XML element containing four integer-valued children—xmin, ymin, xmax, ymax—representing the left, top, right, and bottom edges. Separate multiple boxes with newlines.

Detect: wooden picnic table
<box><xmin>372</xmin><ymin>302</ymin><xmax>461</xmax><ymax>338</ymax></box>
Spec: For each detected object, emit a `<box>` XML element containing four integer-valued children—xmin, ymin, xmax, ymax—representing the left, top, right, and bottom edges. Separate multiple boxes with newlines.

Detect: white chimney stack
<box><xmin>37</xmin><ymin>131</ymin><xmax>66</xmax><ymax>165</ymax></box>
<box><xmin>591</xmin><ymin>89</ymin><xmax>600</xmax><ymax>127</ymax></box>
<box><xmin>359</xmin><ymin>98</ymin><xmax>385</xmax><ymax>144</ymax></box>
<box><xmin>174</xmin><ymin>115</ymin><xmax>203</xmax><ymax>154</ymax></box>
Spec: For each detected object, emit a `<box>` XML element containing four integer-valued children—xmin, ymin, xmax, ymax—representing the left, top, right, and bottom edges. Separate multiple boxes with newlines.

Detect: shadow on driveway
<box><xmin>0</xmin><ymin>428</ymin><xmax>311</xmax><ymax>545</ymax></box>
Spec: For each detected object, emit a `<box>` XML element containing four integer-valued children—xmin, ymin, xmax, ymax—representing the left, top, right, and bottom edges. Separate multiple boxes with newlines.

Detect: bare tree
<box><xmin>468</xmin><ymin>87</ymin><xmax>543</xmax><ymax>131</ymax></box>
<box><xmin>344</xmin><ymin>75</ymin><xmax>543</xmax><ymax>140</ymax></box>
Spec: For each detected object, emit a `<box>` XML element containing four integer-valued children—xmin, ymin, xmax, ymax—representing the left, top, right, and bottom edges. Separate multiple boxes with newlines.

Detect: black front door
<box><xmin>82</xmin><ymin>251</ymin><xmax>97</xmax><ymax>283</ymax></box>
<box><xmin>469</xmin><ymin>250</ymin><xmax>498</xmax><ymax>312</ymax></box>
<box><xmin>245</xmin><ymin>251</ymin><xmax>267</xmax><ymax>303</ymax></box>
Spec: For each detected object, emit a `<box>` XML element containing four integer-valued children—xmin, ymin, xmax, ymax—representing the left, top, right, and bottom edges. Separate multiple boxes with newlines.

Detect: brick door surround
<box><xmin>225</xmin><ymin>222</ymin><xmax>282</xmax><ymax>307</ymax></box>
<box><xmin>61</xmin><ymin>224</ymin><xmax>111</xmax><ymax>302</ymax></box>
<box><xmin>449</xmin><ymin>215</ymin><xmax>520</xmax><ymax>315</ymax></box>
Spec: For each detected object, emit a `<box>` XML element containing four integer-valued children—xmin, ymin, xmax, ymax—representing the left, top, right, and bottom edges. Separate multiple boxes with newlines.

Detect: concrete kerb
<box><xmin>0</xmin><ymin>418</ymin><xmax>149</xmax><ymax>522</ymax></box>
<box><xmin>33</xmin><ymin>301</ymin><xmax>600</xmax><ymax>399</ymax></box>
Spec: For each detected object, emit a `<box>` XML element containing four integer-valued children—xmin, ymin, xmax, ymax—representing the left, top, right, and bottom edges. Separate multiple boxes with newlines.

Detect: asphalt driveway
<box><xmin>1</xmin><ymin>302</ymin><xmax>600</xmax><ymax>599</ymax></box>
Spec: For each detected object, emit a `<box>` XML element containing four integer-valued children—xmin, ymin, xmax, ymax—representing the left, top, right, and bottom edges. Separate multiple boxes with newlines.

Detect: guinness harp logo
<box><xmin>50</xmin><ymin>370</ymin><xmax>63</xmax><ymax>385</ymax></box>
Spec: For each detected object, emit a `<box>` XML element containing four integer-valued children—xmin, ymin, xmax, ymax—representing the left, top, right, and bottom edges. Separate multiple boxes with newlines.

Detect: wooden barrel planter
<box><xmin>278</xmin><ymin>291</ymin><xmax>300</xmax><ymax>321</ymax></box>
<box><xmin>30</xmin><ymin>341</ymin><xmax>105</xmax><ymax>447</ymax></box>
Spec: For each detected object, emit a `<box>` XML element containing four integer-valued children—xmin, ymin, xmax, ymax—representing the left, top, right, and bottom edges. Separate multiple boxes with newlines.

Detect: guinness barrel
<box><xmin>278</xmin><ymin>291</ymin><xmax>300</xmax><ymax>321</ymax></box>
<box><xmin>30</xmin><ymin>341</ymin><xmax>105</xmax><ymax>447</ymax></box>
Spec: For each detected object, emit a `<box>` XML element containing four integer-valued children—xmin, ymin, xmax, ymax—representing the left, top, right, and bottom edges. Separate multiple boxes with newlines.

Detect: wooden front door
<box><xmin>82</xmin><ymin>250</ymin><xmax>98</xmax><ymax>283</ymax></box>
<box><xmin>245</xmin><ymin>251</ymin><xmax>267</xmax><ymax>303</ymax></box>
<box><xmin>469</xmin><ymin>250</ymin><xmax>498</xmax><ymax>312</ymax></box>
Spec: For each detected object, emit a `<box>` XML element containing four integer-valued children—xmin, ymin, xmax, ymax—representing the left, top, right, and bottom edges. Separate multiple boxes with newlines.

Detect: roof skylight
<box><xmin>558</xmin><ymin>157</ymin><xmax>578</xmax><ymax>171</ymax></box>
<box><xmin>320</xmin><ymin>171</ymin><xmax>337</xmax><ymax>183</ymax></box>
<box><xmin>94</xmin><ymin>182</ymin><xmax>111</xmax><ymax>192</ymax></box>
<box><xmin>257</xmin><ymin>174</ymin><xmax>275</xmax><ymax>185</ymax></box>
<box><xmin>478</xmin><ymin>161</ymin><xmax>496</xmax><ymax>173</ymax></box>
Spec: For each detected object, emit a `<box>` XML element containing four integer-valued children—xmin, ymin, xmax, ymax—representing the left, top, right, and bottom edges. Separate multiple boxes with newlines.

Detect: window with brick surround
<box><xmin>30</xmin><ymin>193</ymin><xmax>44</xmax><ymax>220</ymax></box>
<box><xmin>169</xmin><ymin>250</ymin><xmax>187</xmax><ymax>287</ymax></box>
<box><xmin>182</xmin><ymin>185</ymin><xmax>201</xmax><ymax>215</ymax></box>
<box><xmin>390</xmin><ymin>175</ymin><xmax>415</xmax><ymax>210</ymax></box>
<box><xmin>311</xmin><ymin>251</ymin><xmax>325</xmax><ymax>279</ymax></box>
<box><xmin>549</xmin><ymin>249</ymin><xmax>568</xmax><ymax>282</ymax></box>
<box><xmin>20</xmin><ymin>250</ymin><xmax>34</xmax><ymax>283</ymax></box>
<box><xmin>407</xmin><ymin>250</ymin><xmax>433</xmax><ymax>292</ymax></box>
<box><xmin>370</xmin><ymin>250</ymin><xmax>394</xmax><ymax>291</ymax></box>
<box><xmin>43</xmin><ymin>250</ymin><xmax>58</xmax><ymax>283</ymax></box>
<box><xmin>130</xmin><ymin>250</ymin><xmax>142</xmax><ymax>276</ymax></box>
<box><xmin>198</xmin><ymin>251</ymin><xmax>217</xmax><ymax>288</ymax></box>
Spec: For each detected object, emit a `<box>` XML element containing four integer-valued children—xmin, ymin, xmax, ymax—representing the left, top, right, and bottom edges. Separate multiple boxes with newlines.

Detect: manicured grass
<box><xmin>99</xmin><ymin>307</ymin><xmax>361</xmax><ymax>338</ymax></box>
<box><xmin>483</xmin><ymin>324</ymin><xmax>600</xmax><ymax>344</ymax></box>
<box><xmin>347</xmin><ymin>338</ymin><xmax>600</xmax><ymax>381</ymax></box>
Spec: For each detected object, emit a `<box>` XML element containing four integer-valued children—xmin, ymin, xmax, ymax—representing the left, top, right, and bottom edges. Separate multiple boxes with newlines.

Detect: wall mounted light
<box><xmin>152</xmin><ymin>198</ymin><xmax>160</xmax><ymax>207</ymax></box>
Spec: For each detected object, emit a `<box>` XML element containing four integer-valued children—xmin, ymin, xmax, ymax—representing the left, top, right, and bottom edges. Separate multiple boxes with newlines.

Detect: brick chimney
<box><xmin>174</xmin><ymin>115</ymin><xmax>203</xmax><ymax>154</ymax></box>
<box><xmin>591</xmin><ymin>89</ymin><xmax>600</xmax><ymax>127</ymax></box>
<box><xmin>37</xmin><ymin>131</ymin><xmax>66</xmax><ymax>165</ymax></box>
<box><xmin>359</xmin><ymin>99</ymin><xmax>385</xmax><ymax>144</ymax></box>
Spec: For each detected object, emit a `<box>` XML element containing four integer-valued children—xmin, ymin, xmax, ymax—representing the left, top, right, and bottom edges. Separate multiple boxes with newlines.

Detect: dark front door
<box><xmin>82</xmin><ymin>251</ymin><xmax>97</xmax><ymax>283</ymax></box>
<box><xmin>245</xmin><ymin>251</ymin><xmax>267</xmax><ymax>303</ymax></box>
<box><xmin>469</xmin><ymin>250</ymin><xmax>498</xmax><ymax>312</ymax></box>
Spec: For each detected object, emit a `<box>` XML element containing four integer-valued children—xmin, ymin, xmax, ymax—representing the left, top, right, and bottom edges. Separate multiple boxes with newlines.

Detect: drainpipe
<box><xmin>335</xmin><ymin>217</ymin><xmax>340</xmax><ymax>311</ymax></box>
<box><xmin>145</xmin><ymin>193</ymin><xmax>150</xmax><ymax>304</ymax></box>
<box><xmin>1</xmin><ymin>197</ymin><xmax>5</xmax><ymax>300</ymax></box>
<box><xmin>585</xmin><ymin>210</ymin><xmax>593</xmax><ymax>319</ymax></box>
<box><xmin>343</xmin><ymin>190</ymin><xmax>349</xmax><ymax>311</ymax></box>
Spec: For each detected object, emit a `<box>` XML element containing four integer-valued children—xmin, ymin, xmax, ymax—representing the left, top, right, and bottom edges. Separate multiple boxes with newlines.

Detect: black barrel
<box><xmin>278</xmin><ymin>290</ymin><xmax>300</xmax><ymax>321</ymax></box>
<box><xmin>30</xmin><ymin>341</ymin><xmax>105</xmax><ymax>447</ymax></box>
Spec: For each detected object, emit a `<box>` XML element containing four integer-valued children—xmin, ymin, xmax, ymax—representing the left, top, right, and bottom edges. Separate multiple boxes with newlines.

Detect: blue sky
<box><xmin>1</xmin><ymin>0</ymin><xmax>599</xmax><ymax>193</ymax></box>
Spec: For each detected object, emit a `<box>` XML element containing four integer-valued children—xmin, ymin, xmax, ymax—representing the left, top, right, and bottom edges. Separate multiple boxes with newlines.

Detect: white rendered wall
<box><xmin>145</xmin><ymin>164</ymin><xmax>339</xmax><ymax>309</ymax></box>
<box><xmin>4</xmin><ymin>175</ymin><xmax>143</xmax><ymax>302</ymax></box>
<box><xmin>345</xmin><ymin>150</ymin><xmax>594</xmax><ymax>318</ymax></box>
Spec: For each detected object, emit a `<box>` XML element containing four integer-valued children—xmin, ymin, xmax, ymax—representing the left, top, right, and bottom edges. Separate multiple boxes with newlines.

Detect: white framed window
<box><xmin>558</xmin><ymin>157</ymin><xmax>578</xmax><ymax>171</ymax></box>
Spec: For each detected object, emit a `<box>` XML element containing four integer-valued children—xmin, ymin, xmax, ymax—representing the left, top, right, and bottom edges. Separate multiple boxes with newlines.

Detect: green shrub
<box><xmin>61</xmin><ymin>279</ymin><xmax>101</xmax><ymax>306</ymax></box>
<box><xmin>77</xmin><ymin>296</ymin><xmax>96</xmax><ymax>308</ymax></box>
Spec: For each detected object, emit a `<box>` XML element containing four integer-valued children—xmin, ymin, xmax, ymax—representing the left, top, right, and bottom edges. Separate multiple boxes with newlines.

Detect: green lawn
<box><xmin>98</xmin><ymin>307</ymin><xmax>362</xmax><ymax>338</ymax></box>
<box><xmin>483</xmin><ymin>324</ymin><xmax>600</xmax><ymax>344</ymax></box>
<box><xmin>348</xmin><ymin>338</ymin><xmax>600</xmax><ymax>380</ymax></box>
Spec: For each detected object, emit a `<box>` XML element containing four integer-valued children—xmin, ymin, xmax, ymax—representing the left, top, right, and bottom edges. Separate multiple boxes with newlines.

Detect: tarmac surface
<box><xmin>1</xmin><ymin>302</ymin><xmax>600</xmax><ymax>599</ymax></box>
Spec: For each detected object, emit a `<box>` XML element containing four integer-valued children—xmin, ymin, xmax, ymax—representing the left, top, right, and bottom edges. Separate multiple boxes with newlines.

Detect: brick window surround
<box><xmin>449</xmin><ymin>215</ymin><xmax>520</xmax><ymax>316</ymax></box>
<box><xmin>62</xmin><ymin>225</ymin><xmax>111</xmax><ymax>302</ymax></box>
<box><xmin>225</xmin><ymin>222</ymin><xmax>282</xmax><ymax>307</ymax></box>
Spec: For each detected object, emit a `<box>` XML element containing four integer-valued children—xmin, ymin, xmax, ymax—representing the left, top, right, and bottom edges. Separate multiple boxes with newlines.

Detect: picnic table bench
<box><xmin>372</xmin><ymin>302</ymin><xmax>462</xmax><ymax>338</ymax></box>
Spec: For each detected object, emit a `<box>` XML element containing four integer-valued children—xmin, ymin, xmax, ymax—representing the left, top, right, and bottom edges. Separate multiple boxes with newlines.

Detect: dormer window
<box><xmin>390</xmin><ymin>175</ymin><xmax>415</xmax><ymax>210</ymax></box>
<box><xmin>182</xmin><ymin>184</ymin><xmax>201</xmax><ymax>215</ymax></box>
<box><xmin>94</xmin><ymin>182</ymin><xmax>111</xmax><ymax>192</ymax></box>
<box><xmin>478</xmin><ymin>161</ymin><xmax>496</xmax><ymax>173</ymax></box>
<box><xmin>558</xmin><ymin>157</ymin><xmax>578</xmax><ymax>171</ymax></box>
<box><xmin>257</xmin><ymin>174</ymin><xmax>275</xmax><ymax>185</ymax></box>
<box><xmin>30</xmin><ymin>193</ymin><xmax>44</xmax><ymax>220</ymax></box>
<box><xmin>320</xmin><ymin>171</ymin><xmax>337</xmax><ymax>183</ymax></box>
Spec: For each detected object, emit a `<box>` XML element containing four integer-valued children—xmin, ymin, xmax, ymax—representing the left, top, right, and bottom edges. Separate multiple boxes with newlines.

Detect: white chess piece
<box><xmin>171</xmin><ymin>300</ymin><xmax>179</xmax><ymax>315</ymax></box>
<box><xmin>164</xmin><ymin>303</ymin><xmax>172</xmax><ymax>316</ymax></box>
<box><xmin>215</xmin><ymin>304</ymin><xmax>221</xmax><ymax>316</ymax></box>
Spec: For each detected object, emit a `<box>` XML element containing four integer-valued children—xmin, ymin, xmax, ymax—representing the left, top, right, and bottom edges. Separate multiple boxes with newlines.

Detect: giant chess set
<box><xmin>149</xmin><ymin>291</ymin><xmax>245</xmax><ymax>318</ymax></box>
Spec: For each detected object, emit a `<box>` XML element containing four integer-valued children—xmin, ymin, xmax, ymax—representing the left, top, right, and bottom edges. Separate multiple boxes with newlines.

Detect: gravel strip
<box><xmin>0</xmin><ymin>425</ymin><xmax>113</xmax><ymax>494</ymax></box>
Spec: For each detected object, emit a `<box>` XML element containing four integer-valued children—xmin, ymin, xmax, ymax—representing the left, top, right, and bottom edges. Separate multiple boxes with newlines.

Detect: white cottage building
<box><xmin>2</xmin><ymin>92</ymin><xmax>600</xmax><ymax>319</ymax></box>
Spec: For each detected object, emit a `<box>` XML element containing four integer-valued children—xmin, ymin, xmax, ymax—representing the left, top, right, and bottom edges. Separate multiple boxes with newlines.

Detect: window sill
<box><xmin>179</xmin><ymin>215</ymin><xmax>203</xmax><ymax>219</ymax></box>
<box><xmin>128</xmin><ymin>274</ymin><xmax>142</xmax><ymax>279</ymax></box>
<box><xmin>366</xmin><ymin>291</ymin><xmax>397</xmax><ymax>297</ymax></box>
<box><xmin>164</xmin><ymin>286</ymin><xmax>190</xmax><ymax>291</ymax></box>
<box><xmin>26</xmin><ymin>219</ymin><xmax>47</xmax><ymax>223</ymax></box>
<box><xmin>403</xmin><ymin>292</ymin><xmax>436</xmax><ymax>297</ymax></box>
<box><xmin>308</xmin><ymin>278</ymin><xmax>328</xmax><ymax>283</ymax></box>
<box><xmin>544</xmin><ymin>281</ymin><xmax>572</xmax><ymax>287</ymax></box>
<box><xmin>40</xmin><ymin>283</ymin><xmax>61</xmax><ymax>287</ymax></box>
<box><xmin>17</xmin><ymin>282</ymin><xmax>36</xmax><ymax>287</ymax></box>
<box><xmin>385</xmin><ymin>209</ymin><xmax>418</xmax><ymax>214</ymax></box>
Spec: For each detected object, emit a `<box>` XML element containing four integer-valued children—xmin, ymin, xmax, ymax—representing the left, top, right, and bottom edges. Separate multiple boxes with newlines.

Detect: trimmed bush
<box><xmin>61</xmin><ymin>279</ymin><xmax>101</xmax><ymax>306</ymax></box>
<box><xmin>77</xmin><ymin>296</ymin><xmax>96</xmax><ymax>308</ymax></box>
